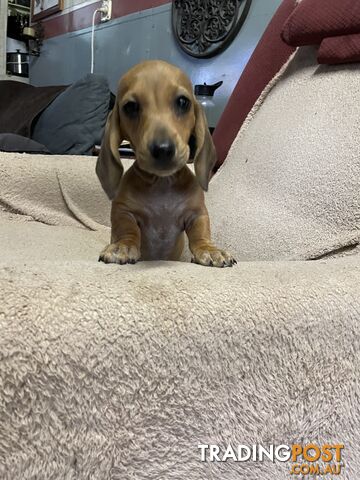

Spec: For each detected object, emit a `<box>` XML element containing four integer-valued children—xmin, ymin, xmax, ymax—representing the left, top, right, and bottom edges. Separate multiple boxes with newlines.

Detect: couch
<box><xmin>1</xmin><ymin>1</ymin><xmax>360</xmax><ymax>479</ymax></box>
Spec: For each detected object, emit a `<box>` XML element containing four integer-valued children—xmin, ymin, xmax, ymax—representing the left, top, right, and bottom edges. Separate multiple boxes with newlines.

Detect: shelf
<box><xmin>7</xmin><ymin>33</ymin><xmax>27</xmax><ymax>42</ymax></box>
<box><xmin>0</xmin><ymin>73</ymin><xmax>29</xmax><ymax>83</ymax></box>
<box><xmin>8</xmin><ymin>1</ymin><xmax>30</xmax><ymax>14</ymax></box>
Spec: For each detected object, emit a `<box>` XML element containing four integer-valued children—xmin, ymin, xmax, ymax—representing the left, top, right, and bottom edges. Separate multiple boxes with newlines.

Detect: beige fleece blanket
<box><xmin>1</xmin><ymin>156</ymin><xmax>360</xmax><ymax>479</ymax></box>
<box><xmin>207</xmin><ymin>46</ymin><xmax>360</xmax><ymax>261</ymax></box>
<box><xmin>1</xmin><ymin>46</ymin><xmax>360</xmax><ymax>479</ymax></box>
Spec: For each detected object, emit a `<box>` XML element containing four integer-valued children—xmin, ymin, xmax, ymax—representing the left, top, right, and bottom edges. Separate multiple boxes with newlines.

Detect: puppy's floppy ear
<box><xmin>192</xmin><ymin>101</ymin><xmax>217</xmax><ymax>191</ymax></box>
<box><xmin>96</xmin><ymin>104</ymin><xmax>123</xmax><ymax>200</ymax></box>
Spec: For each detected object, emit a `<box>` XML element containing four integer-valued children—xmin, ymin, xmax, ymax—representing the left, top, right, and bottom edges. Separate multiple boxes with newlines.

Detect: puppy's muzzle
<box><xmin>149</xmin><ymin>138</ymin><xmax>176</xmax><ymax>168</ymax></box>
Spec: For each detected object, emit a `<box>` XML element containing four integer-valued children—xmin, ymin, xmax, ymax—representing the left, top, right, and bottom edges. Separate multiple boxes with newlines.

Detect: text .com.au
<box><xmin>198</xmin><ymin>443</ymin><xmax>344</xmax><ymax>476</ymax></box>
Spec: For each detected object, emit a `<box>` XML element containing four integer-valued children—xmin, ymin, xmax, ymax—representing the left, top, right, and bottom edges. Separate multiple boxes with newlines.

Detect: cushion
<box><xmin>32</xmin><ymin>74</ymin><xmax>110</xmax><ymax>155</ymax></box>
<box><xmin>0</xmin><ymin>81</ymin><xmax>66</xmax><ymax>138</ymax></box>
<box><xmin>318</xmin><ymin>33</ymin><xmax>360</xmax><ymax>64</ymax></box>
<box><xmin>281</xmin><ymin>0</ymin><xmax>360</xmax><ymax>46</ymax></box>
<box><xmin>207</xmin><ymin>46</ymin><xmax>360</xmax><ymax>261</ymax></box>
<box><xmin>0</xmin><ymin>133</ymin><xmax>50</xmax><ymax>154</ymax></box>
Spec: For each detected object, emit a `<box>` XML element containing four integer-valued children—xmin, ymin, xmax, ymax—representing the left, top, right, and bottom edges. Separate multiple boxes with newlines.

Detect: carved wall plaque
<box><xmin>172</xmin><ymin>0</ymin><xmax>252</xmax><ymax>58</ymax></box>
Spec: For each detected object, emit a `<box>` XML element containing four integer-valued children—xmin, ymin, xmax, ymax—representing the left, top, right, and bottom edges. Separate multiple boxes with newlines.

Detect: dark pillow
<box><xmin>0</xmin><ymin>133</ymin><xmax>50</xmax><ymax>154</ymax></box>
<box><xmin>32</xmin><ymin>74</ymin><xmax>110</xmax><ymax>155</ymax></box>
<box><xmin>281</xmin><ymin>0</ymin><xmax>360</xmax><ymax>47</ymax></box>
<box><xmin>0</xmin><ymin>81</ymin><xmax>66</xmax><ymax>138</ymax></box>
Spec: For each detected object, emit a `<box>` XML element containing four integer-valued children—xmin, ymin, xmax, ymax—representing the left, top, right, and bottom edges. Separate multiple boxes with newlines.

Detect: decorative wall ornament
<box><xmin>172</xmin><ymin>0</ymin><xmax>252</xmax><ymax>58</ymax></box>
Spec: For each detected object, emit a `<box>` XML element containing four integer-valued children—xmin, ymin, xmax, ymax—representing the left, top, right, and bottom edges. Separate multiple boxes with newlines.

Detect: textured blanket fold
<box><xmin>207</xmin><ymin>46</ymin><xmax>360</xmax><ymax>261</ymax></box>
<box><xmin>0</xmin><ymin>153</ymin><xmax>111</xmax><ymax>230</ymax></box>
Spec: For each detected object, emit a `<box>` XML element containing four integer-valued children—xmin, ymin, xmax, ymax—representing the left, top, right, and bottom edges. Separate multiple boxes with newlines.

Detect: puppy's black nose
<box><xmin>149</xmin><ymin>140</ymin><xmax>175</xmax><ymax>162</ymax></box>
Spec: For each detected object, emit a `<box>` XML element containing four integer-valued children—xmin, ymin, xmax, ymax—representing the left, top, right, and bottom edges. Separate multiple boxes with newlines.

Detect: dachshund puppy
<box><xmin>96</xmin><ymin>60</ymin><xmax>235</xmax><ymax>267</ymax></box>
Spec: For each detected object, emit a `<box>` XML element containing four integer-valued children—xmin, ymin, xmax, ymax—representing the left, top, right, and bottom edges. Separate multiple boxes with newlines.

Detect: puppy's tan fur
<box><xmin>96</xmin><ymin>60</ymin><xmax>235</xmax><ymax>267</ymax></box>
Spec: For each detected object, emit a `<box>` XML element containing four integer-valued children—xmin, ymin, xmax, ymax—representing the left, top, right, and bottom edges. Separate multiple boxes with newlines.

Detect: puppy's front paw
<box><xmin>191</xmin><ymin>246</ymin><xmax>236</xmax><ymax>268</ymax></box>
<box><xmin>99</xmin><ymin>242</ymin><xmax>140</xmax><ymax>265</ymax></box>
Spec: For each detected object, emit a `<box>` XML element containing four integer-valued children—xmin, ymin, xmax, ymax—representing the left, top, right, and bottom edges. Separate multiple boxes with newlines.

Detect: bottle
<box><xmin>194</xmin><ymin>81</ymin><xmax>223</xmax><ymax>131</ymax></box>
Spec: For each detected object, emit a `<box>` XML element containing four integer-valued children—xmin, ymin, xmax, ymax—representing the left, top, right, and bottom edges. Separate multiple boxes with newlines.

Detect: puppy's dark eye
<box><xmin>123</xmin><ymin>101</ymin><xmax>140</xmax><ymax>118</ymax></box>
<box><xmin>175</xmin><ymin>95</ymin><xmax>191</xmax><ymax>114</ymax></box>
